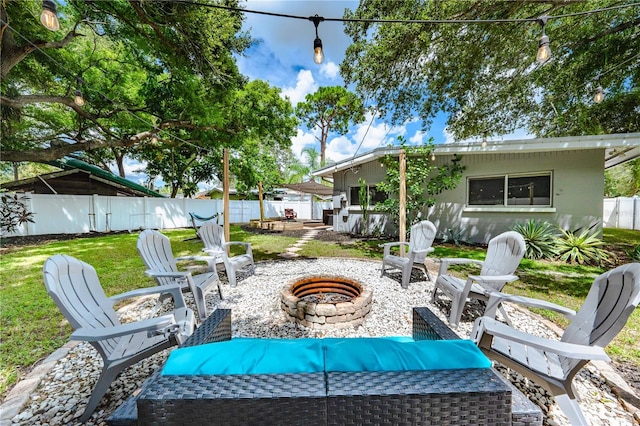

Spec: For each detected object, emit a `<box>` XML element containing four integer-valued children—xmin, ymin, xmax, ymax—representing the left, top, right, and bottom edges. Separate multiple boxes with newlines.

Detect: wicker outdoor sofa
<box><xmin>108</xmin><ymin>308</ymin><xmax>542</xmax><ymax>426</ymax></box>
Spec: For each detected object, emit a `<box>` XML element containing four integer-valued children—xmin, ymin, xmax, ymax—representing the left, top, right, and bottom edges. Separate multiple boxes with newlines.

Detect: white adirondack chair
<box><xmin>137</xmin><ymin>229</ymin><xmax>222</xmax><ymax>321</ymax></box>
<box><xmin>431</xmin><ymin>231</ymin><xmax>526</xmax><ymax>326</ymax></box>
<box><xmin>43</xmin><ymin>254</ymin><xmax>195</xmax><ymax>422</ymax></box>
<box><xmin>381</xmin><ymin>220</ymin><xmax>437</xmax><ymax>289</ymax></box>
<box><xmin>472</xmin><ymin>263</ymin><xmax>640</xmax><ymax>425</ymax></box>
<box><xmin>197</xmin><ymin>221</ymin><xmax>255</xmax><ymax>287</ymax></box>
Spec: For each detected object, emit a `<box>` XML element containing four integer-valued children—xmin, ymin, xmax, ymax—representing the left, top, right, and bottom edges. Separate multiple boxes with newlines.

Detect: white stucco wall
<box><xmin>332</xmin><ymin>149</ymin><xmax>605</xmax><ymax>243</ymax></box>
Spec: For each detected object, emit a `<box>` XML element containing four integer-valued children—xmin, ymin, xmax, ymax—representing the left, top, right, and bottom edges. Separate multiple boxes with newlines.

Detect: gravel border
<box><xmin>1</xmin><ymin>258</ymin><xmax>637</xmax><ymax>425</ymax></box>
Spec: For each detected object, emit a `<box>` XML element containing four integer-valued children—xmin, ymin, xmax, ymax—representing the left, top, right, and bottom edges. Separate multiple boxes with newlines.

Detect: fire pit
<box><xmin>280</xmin><ymin>275</ymin><xmax>373</xmax><ymax>330</ymax></box>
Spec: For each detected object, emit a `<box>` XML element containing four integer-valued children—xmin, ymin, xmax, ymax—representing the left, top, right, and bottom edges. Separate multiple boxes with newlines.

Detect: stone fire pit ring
<box><xmin>280</xmin><ymin>275</ymin><xmax>373</xmax><ymax>330</ymax></box>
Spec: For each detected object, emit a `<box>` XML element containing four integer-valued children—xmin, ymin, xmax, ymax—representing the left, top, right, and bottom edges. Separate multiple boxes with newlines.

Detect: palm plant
<box><xmin>511</xmin><ymin>219</ymin><xmax>558</xmax><ymax>260</ymax></box>
<box><xmin>555</xmin><ymin>228</ymin><xmax>612</xmax><ymax>266</ymax></box>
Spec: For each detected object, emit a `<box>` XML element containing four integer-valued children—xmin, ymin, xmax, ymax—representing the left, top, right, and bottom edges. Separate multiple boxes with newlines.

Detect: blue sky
<box><xmin>237</xmin><ymin>0</ymin><xmax>451</xmax><ymax>164</ymax></box>
<box><xmin>121</xmin><ymin>0</ymin><xmax>533</xmax><ymax>186</ymax></box>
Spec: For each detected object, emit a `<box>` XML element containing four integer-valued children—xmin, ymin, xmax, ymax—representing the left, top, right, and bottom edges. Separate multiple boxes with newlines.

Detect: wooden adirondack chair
<box><xmin>381</xmin><ymin>220</ymin><xmax>437</xmax><ymax>289</ymax></box>
<box><xmin>472</xmin><ymin>263</ymin><xmax>640</xmax><ymax>425</ymax></box>
<box><xmin>137</xmin><ymin>229</ymin><xmax>222</xmax><ymax>321</ymax></box>
<box><xmin>431</xmin><ymin>231</ymin><xmax>526</xmax><ymax>327</ymax></box>
<box><xmin>197</xmin><ymin>221</ymin><xmax>255</xmax><ymax>287</ymax></box>
<box><xmin>43</xmin><ymin>254</ymin><xmax>195</xmax><ymax>422</ymax></box>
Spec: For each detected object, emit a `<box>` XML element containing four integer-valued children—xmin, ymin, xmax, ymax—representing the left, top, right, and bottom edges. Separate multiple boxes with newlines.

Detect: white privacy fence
<box><xmin>3</xmin><ymin>193</ymin><xmax>332</xmax><ymax>237</ymax></box>
<box><xmin>603</xmin><ymin>197</ymin><xmax>640</xmax><ymax>230</ymax></box>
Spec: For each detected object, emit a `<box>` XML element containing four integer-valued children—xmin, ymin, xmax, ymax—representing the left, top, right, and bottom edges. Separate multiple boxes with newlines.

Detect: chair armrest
<box><xmin>484</xmin><ymin>292</ymin><xmax>576</xmax><ymax>319</ymax></box>
<box><xmin>176</xmin><ymin>255</ymin><xmax>216</xmax><ymax>263</ymax></box>
<box><xmin>411</xmin><ymin>247</ymin><xmax>435</xmax><ymax>255</ymax></box>
<box><xmin>438</xmin><ymin>258</ymin><xmax>483</xmax><ymax>275</ymax></box>
<box><xmin>109</xmin><ymin>284</ymin><xmax>187</xmax><ymax>309</ymax></box>
<box><xmin>474</xmin><ymin>318</ymin><xmax>610</xmax><ymax>361</ymax></box>
<box><xmin>70</xmin><ymin>315</ymin><xmax>177</xmax><ymax>341</ymax></box>
<box><xmin>144</xmin><ymin>270</ymin><xmax>190</xmax><ymax>279</ymax></box>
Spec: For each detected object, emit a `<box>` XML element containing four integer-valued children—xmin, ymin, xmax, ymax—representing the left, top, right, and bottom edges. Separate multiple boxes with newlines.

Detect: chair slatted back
<box><xmin>563</xmin><ymin>263</ymin><xmax>640</xmax><ymax>351</ymax></box>
<box><xmin>43</xmin><ymin>254</ymin><xmax>119</xmax><ymax>359</ymax></box>
<box><xmin>198</xmin><ymin>222</ymin><xmax>225</xmax><ymax>251</ymax></box>
<box><xmin>137</xmin><ymin>230</ymin><xmax>180</xmax><ymax>287</ymax></box>
<box><xmin>479</xmin><ymin>231</ymin><xmax>526</xmax><ymax>291</ymax></box>
<box><xmin>409</xmin><ymin>221</ymin><xmax>437</xmax><ymax>263</ymax></box>
<box><xmin>481</xmin><ymin>231</ymin><xmax>526</xmax><ymax>276</ymax></box>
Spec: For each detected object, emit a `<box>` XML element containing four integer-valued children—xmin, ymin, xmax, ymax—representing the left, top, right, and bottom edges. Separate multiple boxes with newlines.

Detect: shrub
<box><xmin>442</xmin><ymin>227</ymin><xmax>467</xmax><ymax>246</ymax></box>
<box><xmin>555</xmin><ymin>228</ymin><xmax>612</xmax><ymax>266</ymax></box>
<box><xmin>630</xmin><ymin>244</ymin><xmax>640</xmax><ymax>262</ymax></box>
<box><xmin>1</xmin><ymin>193</ymin><xmax>35</xmax><ymax>235</ymax></box>
<box><xmin>511</xmin><ymin>219</ymin><xmax>558</xmax><ymax>260</ymax></box>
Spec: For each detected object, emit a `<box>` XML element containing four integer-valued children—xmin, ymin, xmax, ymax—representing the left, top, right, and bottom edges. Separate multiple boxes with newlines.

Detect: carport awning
<box><xmin>281</xmin><ymin>180</ymin><xmax>333</xmax><ymax>196</ymax></box>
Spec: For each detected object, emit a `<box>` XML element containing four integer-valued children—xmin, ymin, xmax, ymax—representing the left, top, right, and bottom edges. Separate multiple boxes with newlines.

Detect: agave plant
<box><xmin>555</xmin><ymin>228</ymin><xmax>611</xmax><ymax>266</ymax></box>
<box><xmin>511</xmin><ymin>219</ymin><xmax>558</xmax><ymax>260</ymax></box>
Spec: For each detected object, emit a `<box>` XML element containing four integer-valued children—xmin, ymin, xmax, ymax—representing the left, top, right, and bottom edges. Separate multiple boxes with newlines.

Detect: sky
<box><xmin>237</xmin><ymin>0</ymin><xmax>449</xmax><ymax>164</ymax></box>
<box><xmin>121</xmin><ymin>0</ymin><xmax>533</xmax><ymax>187</ymax></box>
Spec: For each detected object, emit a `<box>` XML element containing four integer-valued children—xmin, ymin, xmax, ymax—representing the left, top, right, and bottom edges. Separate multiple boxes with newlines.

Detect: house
<box><xmin>0</xmin><ymin>158</ymin><xmax>163</xmax><ymax>197</ymax></box>
<box><xmin>313</xmin><ymin>133</ymin><xmax>640</xmax><ymax>243</ymax></box>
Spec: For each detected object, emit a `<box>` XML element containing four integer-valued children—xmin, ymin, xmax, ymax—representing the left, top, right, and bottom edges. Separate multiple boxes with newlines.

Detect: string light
<box><xmin>40</xmin><ymin>0</ymin><xmax>60</xmax><ymax>31</ymax></box>
<box><xmin>431</xmin><ymin>153</ymin><xmax>436</xmax><ymax>161</ymax></box>
<box><xmin>536</xmin><ymin>16</ymin><xmax>551</xmax><ymax>63</ymax></box>
<box><xmin>481</xmin><ymin>134</ymin><xmax>487</xmax><ymax>148</ymax></box>
<box><xmin>310</xmin><ymin>15</ymin><xmax>325</xmax><ymax>64</ymax></box>
<box><xmin>594</xmin><ymin>86</ymin><xmax>605</xmax><ymax>103</ymax></box>
<box><xmin>73</xmin><ymin>77</ymin><xmax>85</xmax><ymax>106</ymax></box>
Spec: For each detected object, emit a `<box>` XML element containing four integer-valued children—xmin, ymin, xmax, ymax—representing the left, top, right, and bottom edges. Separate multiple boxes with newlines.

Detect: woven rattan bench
<box><xmin>108</xmin><ymin>308</ymin><xmax>541</xmax><ymax>425</ymax></box>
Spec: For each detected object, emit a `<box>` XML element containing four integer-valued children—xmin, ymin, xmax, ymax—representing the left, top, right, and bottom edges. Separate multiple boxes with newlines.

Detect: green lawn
<box><xmin>1</xmin><ymin>226</ymin><xmax>638</xmax><ymax>398</ymax></box>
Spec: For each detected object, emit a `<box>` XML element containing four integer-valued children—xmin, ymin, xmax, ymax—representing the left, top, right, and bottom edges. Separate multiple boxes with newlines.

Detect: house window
<box><xmin>350</xmin><ymin>184</ymin><xmax>386</xmax><ymax>206</ymax></box>
<box><xmin>468</xmin><ymin>173</ymin><xmax>552</xmax><ymax>206</ymax></box>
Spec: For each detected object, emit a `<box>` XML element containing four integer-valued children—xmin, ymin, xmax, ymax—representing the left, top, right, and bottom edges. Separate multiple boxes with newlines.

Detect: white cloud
<box><xmin>290</xmin><ymin>129</ymin><xmax>317</xmax><ymax>159</ymax></box>
<box><xmin>320</xmin><ymin>61</ymin><xmax>340</xmax><ymax>80</ymax></box>
<box><xmin>409</xmin><ymin>130</ymin><xmax>426</xmax><ymax>145</ymax></box>
<box><xmin>281</xmin><ymin>69</ymin><xmax>318</xmax><ymax>106</ymax></box>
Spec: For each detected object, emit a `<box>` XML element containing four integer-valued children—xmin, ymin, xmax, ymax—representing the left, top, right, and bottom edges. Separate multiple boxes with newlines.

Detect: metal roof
<box><xmin>313</xmin><ymin>132</ymin><xmax>640</xmax><ymax>178</ymax></box>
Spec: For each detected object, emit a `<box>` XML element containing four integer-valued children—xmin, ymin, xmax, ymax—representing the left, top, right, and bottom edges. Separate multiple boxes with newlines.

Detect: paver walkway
<box><xmin>278</xmin><ymin>227</ymin><xmax>320</xmax><ymax>258</ymax></box>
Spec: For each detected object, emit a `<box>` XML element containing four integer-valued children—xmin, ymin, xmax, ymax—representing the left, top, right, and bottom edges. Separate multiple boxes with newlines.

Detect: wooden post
<box><xmin>223</xmin><ymin>149</ymin><xmax>230</xmax><ymax>251</ymax></box>
<box><xmin>258</xmin><ymin>181</ymin><xmax>265</xmax><ymax>222</ymax></box>
<box><xmin>399</xmin><ymin>149</ymin><xmax>407</xmax><ymax>256</ymax></box>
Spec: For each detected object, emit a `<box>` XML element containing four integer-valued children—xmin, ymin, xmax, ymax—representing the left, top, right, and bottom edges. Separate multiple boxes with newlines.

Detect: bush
<box><xmin>630</xmin><ymin>244</ymin><xmax>640</xmax><ymax>262</ymax></box>
<box><xmin>1</xmin><ymin>193</ymin><xmax>35</xmax><ymax>235</ymax></box>
<box><xmin>555</xmin><ymin>228</ymin><xmax>612</xmax><ymax>266</ymax></box>
<box><xmin>511</xmin><ymin>219</ymin><xmax>558</xmax><ymax>260</ymax></box>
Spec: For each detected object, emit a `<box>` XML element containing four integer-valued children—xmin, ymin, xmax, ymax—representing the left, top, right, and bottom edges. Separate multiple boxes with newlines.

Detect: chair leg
<box><xmin>194</xmin><ymin>287</ymin><xmax>208</xmax><ymax>322</ymax></box>
<box><xmin>227</xmin><ymin>266</ymin><xmax>237</xmax><ymax>288</ymax></box>
<box><xmin>449</xmin><ymin>296</ymin><xmax>464</xmax><ymax>328</ymax></box>
<box><xmin>401</xmin><ymin>266</ymin><xmax>411</xmax><ymax>289</ymax></box>
<box><xmin>554</xmin><ymin>394</ymin><xmax>589</xmax><ymax>425</ymax></box>
<box><xmin>78</xmin><ymin>366</ymin><xmax>120</xmax><ymax>422</ymax></box>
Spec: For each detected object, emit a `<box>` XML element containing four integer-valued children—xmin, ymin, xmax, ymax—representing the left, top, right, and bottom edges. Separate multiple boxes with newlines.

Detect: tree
<box><xmin>376</xmin><ymin>138</ymin><xmax>465</xmax><ymax>231</ymax></box>
<box><xmin>1</xmin><ymin>0</ymin><xmax>251</xmax><ymax>162</ymax></box>
<box><xmin>605</xmin><ymin>159</ymin><xmax>640</xmax><ymax>197</ymax></box>
<box><xmin>341</xmin><ymin>1</ymin><xmax>639</xmax><ymax>139</ymax></box>
<box><xmin>1</xmin><ymin>1</ymin><xmax>299</xmax><ymax>197</ymax></box>
<box><xmin>295</xmin><ymin>86</ymin><xmax>366</xmax><ymax>166</ymax></box>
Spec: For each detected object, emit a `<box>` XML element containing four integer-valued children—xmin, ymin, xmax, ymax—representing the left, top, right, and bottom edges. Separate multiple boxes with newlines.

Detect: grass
<box><xmin>1</xmin><ymin>226</ymin><xmax>639</xmax><ymax>399</ymax></box>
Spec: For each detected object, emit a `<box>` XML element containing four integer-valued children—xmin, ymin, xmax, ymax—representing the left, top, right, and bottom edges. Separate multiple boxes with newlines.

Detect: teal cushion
<box><xmin>162</xmin><ymin>338</ymin><xmax>325</xmax><ymax>376</ymax></box>
<box><xmin>323</xmin><ymin>338</ymin><xmax>491</xmax><ymax>372</ymax></box>
<box><xmin>161</xmin><ymin>337</ymin><xmax>491</xmax><ymax>376</ymax></box>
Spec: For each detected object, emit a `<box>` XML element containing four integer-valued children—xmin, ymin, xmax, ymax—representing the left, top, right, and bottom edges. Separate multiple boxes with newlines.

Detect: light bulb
<box><xmin>594</xmin><ymin>86</ymin><xmax>605</xmax><ymax>104</ymax></box>
<box><xmin>40</xmin><ymin>0</ymin><xmax>60</xmax><ymax>31</ymax></box>
<box><xmin>481</xmin><ymin>140</ymin><xmax>487</xmax><ymax>148</ymax></box>
<box><xmin>536</xmin><ymin>35</ymin><xmax>551</xmax><ymax>63</ymax></box>
<box><xmin>313</xmin><ymin>37</ymin><xmax>324</xmax><ymax>64</ymax></box>
<box><xmin>431</xmin><ymin>153</ymin><xmax>436</xmax><ymax>161</ymax></box>
<box><xmin>74</xmin><ymin>90</ymin><xmax>85</xmax><ymax>106</ymax></box>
